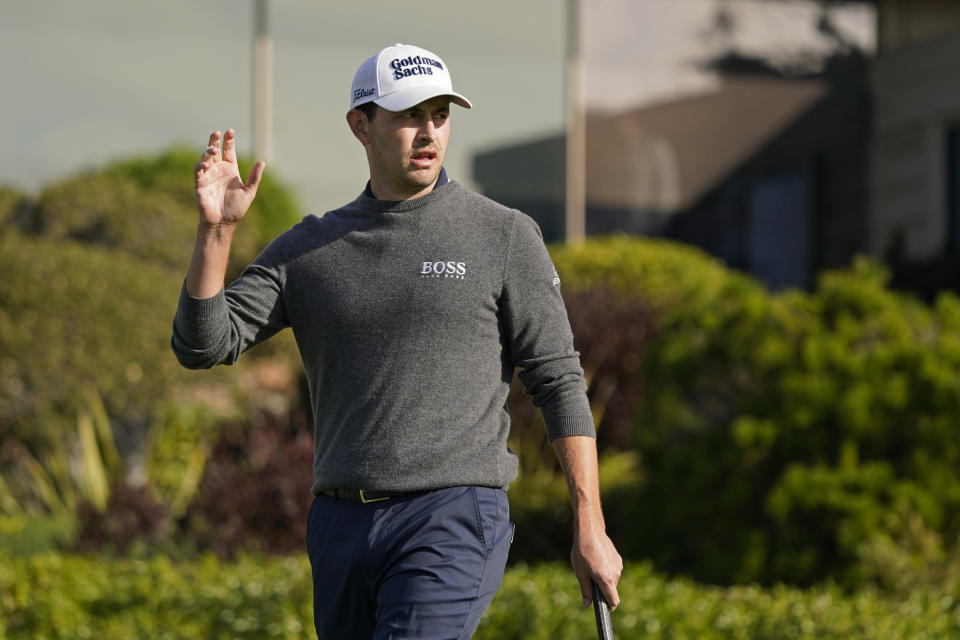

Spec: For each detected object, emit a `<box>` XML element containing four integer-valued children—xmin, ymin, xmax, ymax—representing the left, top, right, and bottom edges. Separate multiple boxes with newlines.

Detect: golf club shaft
<box><xmin>592</xmin><ymin>581</ymin><xmax>614</xmax><ymax>639</ymax></box>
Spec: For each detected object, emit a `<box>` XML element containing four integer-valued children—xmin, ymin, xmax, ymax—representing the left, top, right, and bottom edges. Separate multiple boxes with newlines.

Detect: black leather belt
<box><xmin>318</xmin><ymin>488</ymin><xmax>412</xmax><ymax>503</ymax></box>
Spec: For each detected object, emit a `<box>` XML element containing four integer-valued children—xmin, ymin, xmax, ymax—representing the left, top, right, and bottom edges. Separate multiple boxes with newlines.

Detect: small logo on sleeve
<box><xmin>552</xmin><ymin>269</ymin><xmax>561</xmax><ymax>286</ymax></box>
<box><xmin>421</xmin><ymin>260</ymin><xmax>466</xmax><ymax>280</ymax></box>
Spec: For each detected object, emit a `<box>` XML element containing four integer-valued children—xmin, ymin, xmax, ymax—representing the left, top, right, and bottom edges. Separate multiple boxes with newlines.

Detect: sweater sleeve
<box><xmin>501</xmin><ymin>213</ymin><xmax>595</xmax><ymax>441</ymax></box>
<box><xmin>171</xmin><ymin>255</ymin><xmax>289</xmax><ymax>370</ymax></box>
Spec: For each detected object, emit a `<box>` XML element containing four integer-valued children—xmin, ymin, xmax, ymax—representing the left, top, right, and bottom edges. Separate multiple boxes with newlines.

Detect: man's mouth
<box><xmin>410</xmin><ymin>150</ymin><xmax>437</xmax><ymax>168</ymax></box>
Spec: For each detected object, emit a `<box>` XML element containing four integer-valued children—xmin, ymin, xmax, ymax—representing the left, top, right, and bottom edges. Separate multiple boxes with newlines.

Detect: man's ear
<box><xmin>346</xmin><ymin>109</ymin><xmax>370</xmax><ymax>145</ymax></box>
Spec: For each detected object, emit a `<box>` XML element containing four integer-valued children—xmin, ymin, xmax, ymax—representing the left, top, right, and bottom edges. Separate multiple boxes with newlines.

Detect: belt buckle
<box><xmin>359</xmin><ymin>489</ymin><xmax>389</xmax><ymax>504</ymax></box>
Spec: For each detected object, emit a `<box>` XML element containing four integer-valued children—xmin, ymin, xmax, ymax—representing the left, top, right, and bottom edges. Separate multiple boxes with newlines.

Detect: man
<box><xmin>172</xmin><ymin>43</ymin><xmax>621</xmax><ymax>639</ymax></box>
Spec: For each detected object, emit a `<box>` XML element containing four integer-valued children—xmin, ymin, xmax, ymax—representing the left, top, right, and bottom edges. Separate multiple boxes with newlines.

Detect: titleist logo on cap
<box><xmin>353</xmin><ymin>88</ymin><xmax>376</xmax><ymax>101</ymax></box>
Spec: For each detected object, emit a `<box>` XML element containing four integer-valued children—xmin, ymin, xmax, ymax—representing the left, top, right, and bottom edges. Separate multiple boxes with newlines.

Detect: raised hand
<box><xmin>194</xmin><ymin>129</ymin><xmax>265</xmax><ymax>227</ymax></box>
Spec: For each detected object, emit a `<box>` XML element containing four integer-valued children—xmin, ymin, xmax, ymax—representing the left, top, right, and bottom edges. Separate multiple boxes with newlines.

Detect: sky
<box><xmin>0</xmin><ymin>0</ymin><xmax>874</xmax><ymax>214</ymax></box>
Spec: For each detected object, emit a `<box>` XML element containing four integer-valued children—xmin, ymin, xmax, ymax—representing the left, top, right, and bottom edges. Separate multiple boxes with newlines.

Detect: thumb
<box><xmin>245</xmin><ymin>161</ymin><xmax>266</xmax><ymax>194</ymax></box>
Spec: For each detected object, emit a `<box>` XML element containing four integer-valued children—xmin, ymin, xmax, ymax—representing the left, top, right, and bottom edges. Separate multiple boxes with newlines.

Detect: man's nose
<box><xmin>417</xmin><ymin>117</ymin><xmax>436</xmax><ymax>140</ymax></box>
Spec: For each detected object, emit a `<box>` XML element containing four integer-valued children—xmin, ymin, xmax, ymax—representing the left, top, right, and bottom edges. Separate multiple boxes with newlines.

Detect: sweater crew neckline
<box><xmin>356</xmin><ymin>170</ymin><xmax>454</xmax><ymax>214</ymax></box>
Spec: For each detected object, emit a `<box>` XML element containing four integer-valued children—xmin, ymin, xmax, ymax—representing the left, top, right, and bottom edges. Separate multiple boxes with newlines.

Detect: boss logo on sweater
<box><xmin>420</xmin><ymin>260</ymin><xmax>466</xmax><ymax>280</ymax></box>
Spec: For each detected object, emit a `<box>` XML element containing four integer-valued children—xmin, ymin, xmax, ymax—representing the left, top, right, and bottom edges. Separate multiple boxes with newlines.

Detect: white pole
<box><xmin>253</xmin><ymin>0</ymin><xmax>273</xmax><ymax>163</ymax></box>
<box><xmin>565</xmin><ymin>0</ymin><xmax>586</xmax><ymax>245</ymax></box>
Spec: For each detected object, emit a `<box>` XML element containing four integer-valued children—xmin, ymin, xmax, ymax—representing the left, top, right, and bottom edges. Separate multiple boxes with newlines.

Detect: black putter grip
<box><xmin>592</xmin><ymin>581</ymin><xmax>614</xmax><ymax>640</ymax></box>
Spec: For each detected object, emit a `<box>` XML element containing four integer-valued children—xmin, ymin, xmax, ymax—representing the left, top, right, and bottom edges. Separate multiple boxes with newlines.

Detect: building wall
<box><xmin>870</xmin><ymin>32</ymin><xmax>960</xmax><ymax>261</ymax></box>
<box><xmin>877</xmin><ymin>0</ymin><xmax>960</xmax><ymax>53</ymax></box>
<box><xmin>668</xmin><ymin>64</ymin><xmax>871</xmax><ymax>289</ymax></box>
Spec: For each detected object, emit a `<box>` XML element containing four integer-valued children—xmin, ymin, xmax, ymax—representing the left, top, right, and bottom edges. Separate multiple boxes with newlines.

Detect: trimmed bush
<box><xmin>1</xmin><ymin>555</ymin><xmax>957</xmax><ymax>639</ymax></box>
<box><xmin>0</xmin><ymin>553</ymin><xmax>313</xmax><ymax>639</ymax></box>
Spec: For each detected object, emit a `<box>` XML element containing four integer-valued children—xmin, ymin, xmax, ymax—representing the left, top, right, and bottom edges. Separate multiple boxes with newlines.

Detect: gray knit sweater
<box><xmin>172</xmin><ymin>180</ymin><xmax>595</xmax><ymax>493</ymax></box>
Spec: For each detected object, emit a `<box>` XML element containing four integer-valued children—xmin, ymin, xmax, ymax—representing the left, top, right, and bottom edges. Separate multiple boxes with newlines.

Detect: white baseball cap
<box><xmin>349</xmin><ymin>43</ymin><xmax>472</xmax><ymax>112</ymax></box>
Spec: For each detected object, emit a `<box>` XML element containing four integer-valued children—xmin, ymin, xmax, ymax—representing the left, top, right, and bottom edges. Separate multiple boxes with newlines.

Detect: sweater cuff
<box><xmin>174</xmin><ymin>282</ymin><xmax>230</xmax><ymax>344</ymax></box>
<box><xmin>543</xmin><ymin>413</ymin><xmax>597</xmax><ymax>442</ymax></box>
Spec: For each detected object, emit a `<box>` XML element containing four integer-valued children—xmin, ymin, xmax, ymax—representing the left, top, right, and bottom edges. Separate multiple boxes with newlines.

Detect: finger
<box><xmin>205</xmin><ymin>131</ymin><xmax>222</xmax><ymax>162</ymax></box>
<box><xmin>244</xmin><ymin>161</ymin><xmax>266</xmax><ymax>194</ymax></box>
<box><xmin>576</xmin><ymin>572</ymin><xmax>592</xmax><ymax>608</ymax></box>
<box><xmin>599</xmin><ymin>579</ymin><xmax>620</xmax><ymax>610</ymax></box>
<box><xmin>222</xmin><ymin>128</ymin><xmax>237</xmax><ymax>165</ymax></box>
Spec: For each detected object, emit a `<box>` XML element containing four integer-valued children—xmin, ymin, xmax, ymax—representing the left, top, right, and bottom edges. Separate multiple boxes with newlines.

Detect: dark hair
<box><xmin>355</xmin><ymin>102</ymin><xmax>378</xmax><ymax>120</ymax></box>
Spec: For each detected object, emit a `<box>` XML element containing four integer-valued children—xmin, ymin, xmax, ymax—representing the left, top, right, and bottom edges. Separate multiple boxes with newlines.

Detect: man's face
<box><xmin>360</xmin><ymin>96</ymin><xmax>452</xmax><ymax>201</ymax></box>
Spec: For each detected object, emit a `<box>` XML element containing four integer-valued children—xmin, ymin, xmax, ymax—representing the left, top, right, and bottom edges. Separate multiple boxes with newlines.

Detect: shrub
<box><xmin>0</xmin><ymin>186</ymin><xmax>30</xmax><ymax>231</ymax></box>
<box><xmin>16</xmin><ymin>149</ymin><xmax>300</xmax><ymax>281</ymax></box>
<box><xmin>178</xmin><ymin>408</ymin><xmax>315</xmax><ymax>556</ymax></box>
<box><xmin>0</xmin><ymin>147</ymin><xmax>303</xmax><ymax>448</ymax></box>
<box><xmin>0</xmin><ymin>514</ymin><xmax>77</xmax><ymax>558</ymax></box>
<box><xmin>99</xmin><ymin>147</ymin><xmax>303</xmax><ymax>279</ymax></box>
<box><xmin>144</xmin><ymin>402</ymin><xmax>222</xmax><ymax>518</ymax></box>
<box><xmin>27</xmin><ymin>174</ymin><xmax>199</xmax><ymax>268</ymax></box>
<box><xmin>0</xmin><ymin>553</ymin><xmax>314</xmax><ymax>639</ymax></box>
<box><xmin>563</xmin><ymin>286</ymin><xmax>656</xmax><ymax>451</ymax></box>
<box><xmin>0</xmin><ymin>233</ymin><xmax>192</xmax><ymax>450</ymax></box>
<box><xmin>550</xmin><ymin>238</ymin><xmax>960</xmax><ymax>588</ymax></box>
<box><xmin>1</xmin><ymin>555</ymin><xmax>958</xmax><ymax>639</ymax></box>
<box><xmin>477</xmin><ymin>562</ymin><xmax>960</xmax><ymax>640</ymax></box>
<box><xmin>0</xmin><ymin>150</ymin><xmax>304</xmax><ymax>536</ymax></box>
<box><xmin>74</xmin><ymin>483</ymin><xmax>169</xmax><ymax>555</ymax></box>
<box><xmin>506</xmin><ymin>451</ymin><xmax>642</xmax><ymax>565</ymax></box>
<box><xmin>0</xmin><ymin>387</ymin><xmax>120</xmax><ymax>553</ymax></box>
<box><xmin>502</xmin><ymin>280</ymin><xmax>656</xmax><ymax>565</ymax></box>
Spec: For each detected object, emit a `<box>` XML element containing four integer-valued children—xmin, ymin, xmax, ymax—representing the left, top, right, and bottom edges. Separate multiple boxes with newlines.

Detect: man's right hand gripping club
<box><xmin>187</xmin><ymin>129</ymin><xmax>265</xmax><ymax>299</ymax></box>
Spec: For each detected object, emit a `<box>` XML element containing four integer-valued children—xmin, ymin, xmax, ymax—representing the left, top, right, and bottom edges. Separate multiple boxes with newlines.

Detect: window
<box><xmin>747</xmin><ymin>171</ymin><xmax>811</xmax><ymax>289</ymax></box>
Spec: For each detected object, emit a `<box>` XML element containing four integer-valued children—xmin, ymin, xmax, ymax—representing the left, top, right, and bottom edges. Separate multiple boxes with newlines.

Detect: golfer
<box><xmin>172</xmin><ymin>43</ymin><xmax>621</xmax><ymax>639</ymax></box>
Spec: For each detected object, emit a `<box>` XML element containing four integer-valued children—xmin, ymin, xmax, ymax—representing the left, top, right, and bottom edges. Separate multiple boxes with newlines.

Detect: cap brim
<box><xmin>374</xmin><ymin>86</ymin><xmax>472</xmax><ymax>112</ymax></box>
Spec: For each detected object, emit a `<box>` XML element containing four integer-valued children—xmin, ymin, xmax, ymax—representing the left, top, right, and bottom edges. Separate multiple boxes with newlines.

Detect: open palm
<box><xmin>194</xmin><ymin>129</ymin><xmax>265</xmax><ymax>226</ymax></box>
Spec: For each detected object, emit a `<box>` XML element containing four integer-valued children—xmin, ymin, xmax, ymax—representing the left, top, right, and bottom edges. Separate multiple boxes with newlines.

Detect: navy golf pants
<box><xmin>306</xmin><ymin>486</ymin><xmax>514</xmax><ymax>640</ymax></box>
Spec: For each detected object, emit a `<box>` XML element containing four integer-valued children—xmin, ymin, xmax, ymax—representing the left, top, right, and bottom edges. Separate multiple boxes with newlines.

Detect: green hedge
<box><xmin>1</xmin><ymin>554</ymin><xmax>958</xmax><ymax>639</ymax></box>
